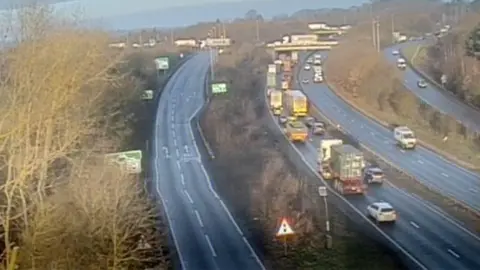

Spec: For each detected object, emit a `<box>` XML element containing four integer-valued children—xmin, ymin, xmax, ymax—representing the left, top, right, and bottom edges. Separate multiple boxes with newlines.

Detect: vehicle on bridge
<box><xmin>270</xmin><ymin>90</ymin><xmax>283</xmax><ymax>116</ymax></box>
<box><xmin>285</xmin><ymin>121</ymin><xmax>308</xmax><ymax>143</ymax></box>
<box><xmin>318</xmin><ymin>140</ymin><xmax>366</xmax><ymax>195</ymax></box>
<box><xmin>394</xmin><ymin>126</ymin><xmax>417</xmax><ymax>149</ymax></box>
<box><xmin>284</xmin><ymin>90</ymin><xmax>308</xmax><ymax>117</ymax></box>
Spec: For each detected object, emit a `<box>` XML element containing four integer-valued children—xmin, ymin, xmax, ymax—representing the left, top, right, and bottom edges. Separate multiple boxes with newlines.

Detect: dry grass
<box><xmin>325</xmin><ymin>35</ymin><xmax>480</xmax><ymax>169</ymax></box>
<box><xmin>323</xmin><ymin>33</ymin><xmax>480</xmax><ymax>232</ymax></box>
<box><xmin>403</xmin><ymin>12</ymin><xmax>480</xmax><ymax>108</ymax></box>
<box><xmin>0</xmin><ymin>6</ymin><xmax>174</xmax><ymax>270</ymax></box>
<box><xmin>199</xmin><ymin>43</ymin><xmax>403</xmax><ymax>269</ymax></box>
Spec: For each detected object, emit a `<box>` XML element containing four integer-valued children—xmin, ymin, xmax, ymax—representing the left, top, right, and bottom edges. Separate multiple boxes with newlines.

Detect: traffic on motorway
<box><xmin>299</xmin><ymin>51</ymin><xmax>480</xmax><ymax>212</ymax></box>
<box><xmin>153</xmin><ymin>53</ymin><xmax>264</xmax><ymax>270</ymax></box>
<box><xmin>265</xmin><ymin>53</ymin><xmax>480</xmax><ymax>269</ymax></box>
<box><xmin>385</xmin><ymin>42</ymin><xmax>480</xmax><ymax>134</ymax></box>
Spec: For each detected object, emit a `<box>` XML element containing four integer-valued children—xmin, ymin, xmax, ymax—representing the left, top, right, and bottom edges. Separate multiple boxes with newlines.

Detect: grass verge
<box><xmin>323</xmin><ymin>42</ymin><xmax>480</xmax><ymax>232</ymax></box>
<box><xmin>199</xmin><ymin>44</ymin><xmax>404</xmax><ymax>269</ymax></box>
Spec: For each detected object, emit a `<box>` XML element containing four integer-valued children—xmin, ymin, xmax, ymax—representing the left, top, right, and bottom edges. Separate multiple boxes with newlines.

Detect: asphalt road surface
<box><xmin>152</xmin><ymin>53</ymin><xmax>264</xmax><ymax>270</ymax></box>
<box><xmin>298</xmin><ymin>52</ymin><xmax>480</xmax><ymax>212</ymax></box>
<box><xmin>385</xmin><ymin>42</ymin><xmax>480</xmax><ymax>134</ymax></box>
<box><xmin>273</xmin><ymin>63</ymin><xmax>480</xmax><ymax>269</ymax></box>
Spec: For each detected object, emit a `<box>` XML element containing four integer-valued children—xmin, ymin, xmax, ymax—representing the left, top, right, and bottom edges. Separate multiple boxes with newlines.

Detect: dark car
<box><xmin>364</xmin><ymin>167</ymin><xmax>385</xmax><ymax>184</ymax></box>
<box><xmin>312</xmin><ymin>122</ymin><xmax>326</xmax><ymax>135</ymax></box>
<box><xmin>304</xmin><ymin>116</ymin><xmax>315</xmax><ymax>128</ymax></box>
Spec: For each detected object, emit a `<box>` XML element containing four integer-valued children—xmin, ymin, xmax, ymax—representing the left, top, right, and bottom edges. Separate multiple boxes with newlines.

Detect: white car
<box><xmin>367</xmin><ymin>202</ymin><xmax>397</xmax><ymax>223</ymax></box>
<box><xmin>302</xmin><ymin>79</ymin><xmax>309</xmax><ymax>84</ymax></box>
<box><xmin>314</xmin><ymin>76</ymin><xmax>323</xmax><ymax>83</ymax></box>
<box><xmin>304</xmin><ymin>65</ymin><xmax>311</xmax><ymax>71</ymax></box>
<box><xmin>392</xmin><ymin>50</ymin><xmax>399</xmax><ymax>55</ymax></box>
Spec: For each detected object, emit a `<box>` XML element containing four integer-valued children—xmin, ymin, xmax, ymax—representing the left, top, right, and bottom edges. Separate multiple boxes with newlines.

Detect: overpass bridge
<box><xmin>267</xmin><ymin>40</ymin><xmax>339</xmax><ymax>52</ymax></box>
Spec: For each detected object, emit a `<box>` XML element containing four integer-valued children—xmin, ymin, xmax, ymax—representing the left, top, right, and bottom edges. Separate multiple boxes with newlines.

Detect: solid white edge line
<box><xmin>267</xmin><ymin>64</ymin><xmax>427</xmax><ymax>270</ymax></box>
<box><xmin>152</xmin><ymin>59</ymin><xmax>193</xmax><ymax>270</ymax></box>
<box><xmin>303</xmin><ymin>53</ymin><xmax>480</xmax><ymax>239</ymax></box>
<box><xmin>185</xmin><ymin>63</ymin><xmax>266</xmax><ymax>270</ymax></box>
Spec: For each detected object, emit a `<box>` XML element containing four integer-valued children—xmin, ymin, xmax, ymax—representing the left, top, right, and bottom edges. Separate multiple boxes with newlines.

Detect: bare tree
<box><xmin>0</xmin><ymin>4</ymin><xmax>169</xmax><ymax>269</ymax></box>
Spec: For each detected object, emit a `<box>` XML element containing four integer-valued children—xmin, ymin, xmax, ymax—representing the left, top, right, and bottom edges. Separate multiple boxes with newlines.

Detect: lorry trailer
<box><xmin>284</xmin><ymin>90</ymin><xmax>308</xmax><ymax>117</ymax></box>
<box><xmin>270</xmin><ymin>90</ymin><xmax>283</xmax><ymax>116</ymax></box>
<box><xmin>318</xmin><ymin>140</ymin><xmax>366</xmax><ymax>195</ymax></box>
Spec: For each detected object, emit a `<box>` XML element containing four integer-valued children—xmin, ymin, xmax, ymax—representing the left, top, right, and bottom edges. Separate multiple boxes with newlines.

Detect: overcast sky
<box><xmin>54</xmin><ymin>0</ymin><xmax>261</xmax><ymax>18</ymax></box>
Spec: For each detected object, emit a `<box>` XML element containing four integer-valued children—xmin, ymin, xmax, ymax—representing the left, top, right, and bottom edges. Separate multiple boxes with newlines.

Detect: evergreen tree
<box><xmin>465</xmin><ymin>24</ymin><xmax>480</xmax><ymax>59</ymax></box>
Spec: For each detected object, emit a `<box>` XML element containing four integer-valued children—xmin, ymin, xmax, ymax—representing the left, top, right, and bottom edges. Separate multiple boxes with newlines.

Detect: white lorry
<box><xmin>397</xmin><ymin>58</ymin><xmax>406</xmax><ymax>69</ymax></box>
<box><xmin>394</xmin><ymin>126</ymin><xmax>416</xmax><ymax>149</ymax></box>
<box><xmin>268</xmin><ymin>64</ymin><xmax>277</xmax><ymax>74</ymax></box>
<box><xmin>317</xmin><ymin>139</ymin><xmax>343</xmax><ymax>179</ymax></box>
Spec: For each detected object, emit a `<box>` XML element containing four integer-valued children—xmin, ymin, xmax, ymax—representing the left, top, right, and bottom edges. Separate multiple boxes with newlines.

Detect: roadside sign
<box><xmin>154</xmin><ymin>57</ymin><xmax>169</xmax><ymax>70</ymax></box>
<box><xmin>105</xmin><ymin>150</ymin><xmax>142</xmax><ymax>174</ymax></box>
<box><xmin>318</xmin><ymin>186</ymin><xmax>327</xmax><ymax>197</ymax></box>
<box><xmin>276</xmin><ymin>218</ymin><xmax>295</xmax><ymax>237</ymax></box>
<box><xmin>141</xmin><ymin>90</ymin><xmax>153</xmax><ymax>100</ymax></box>
<box><xmin>205</xmin><ymin>38</ymin><xmax>231</xmax><ymax>47</ymax></box>
<box><xmin>211</xmin><ymin>82</ymin><xmax>228</xmax><ymax>94</ymax></box>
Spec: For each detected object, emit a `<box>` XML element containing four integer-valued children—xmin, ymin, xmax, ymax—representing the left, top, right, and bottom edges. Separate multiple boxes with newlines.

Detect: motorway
<box><xmin>385</xmin><ymin>42</ymin><xmax>480</xmax><ymax>133</ymax></box>
<box><xmin>152</xmin><ymin>53</ymin><xmax>264</xmax><ymax>270</ymax></box>
<box><xmin>271</xmin><ymin>61</ymin><xmax>480</xmax><ymax>269</ymax></box>
<box><xmin>299</xmin><ymin>52</ymin><xmax>480</xmax><ymax>211</ymax></box>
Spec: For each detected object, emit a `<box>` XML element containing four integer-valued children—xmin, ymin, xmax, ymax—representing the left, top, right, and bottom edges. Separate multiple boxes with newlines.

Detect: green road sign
<box><xmin>105</xmin><ymin>150</ymin><xmax>142</xmax><ymax>174</ymax></box>
<box><xmin>154</xmin><ymin>57</ymin><xmax>169</xmax><ymax>70</ymax></box>
<box><xmin>141</xmin><ymin>90</ymin><xmax>154</xmax><ymax>100</ymax></box>
<box><xmin>211</xmin><ymin>82</ymin><xmax>228</xmax><ymax>94</ymax></box>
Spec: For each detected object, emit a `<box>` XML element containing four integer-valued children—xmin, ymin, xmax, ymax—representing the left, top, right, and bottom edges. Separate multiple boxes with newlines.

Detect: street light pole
<box><xmin>318</xmin><ymin>186</ymin><xmax>332</xmax><ymax>249</ymax></box>
<box><xmin>391</xmin><ymin>14</ymin><xmax>395</xmax><ymax>44</ymax></box>
<box><xmin>209</xmin><ymin>47</ymin><xmax>215</xmax><ymax>82</ymax></box>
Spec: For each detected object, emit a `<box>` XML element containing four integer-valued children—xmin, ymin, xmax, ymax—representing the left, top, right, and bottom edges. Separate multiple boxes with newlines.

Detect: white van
<box><xmin>394</xmin><ymin>126</ymin><xmax>416</xmax><ymax>149</ymax></box>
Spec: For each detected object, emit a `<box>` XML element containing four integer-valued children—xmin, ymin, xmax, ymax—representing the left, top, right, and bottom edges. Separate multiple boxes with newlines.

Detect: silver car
<box><xmin>364</xmin><ymin>166</ymin><xmax>385</xmax><ymax>184</ymax></box>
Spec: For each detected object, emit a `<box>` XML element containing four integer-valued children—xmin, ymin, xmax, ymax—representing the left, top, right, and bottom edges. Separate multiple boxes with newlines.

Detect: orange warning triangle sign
<box><xmin>276</xmin><ymin>218</ymin><xmax>295</xmax><ymax>237</ymax></box>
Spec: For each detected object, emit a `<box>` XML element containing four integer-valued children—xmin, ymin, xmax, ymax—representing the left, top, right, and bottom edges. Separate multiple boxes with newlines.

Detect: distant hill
<box><xmin>0</xmin><ymin>0</ymin><xmax>72</xmax><ymax>9</ymax></box>
<box><xmin>96</xmin><ymin>0</ymin><xmax>366</xmax><ymax>30</ymax></box>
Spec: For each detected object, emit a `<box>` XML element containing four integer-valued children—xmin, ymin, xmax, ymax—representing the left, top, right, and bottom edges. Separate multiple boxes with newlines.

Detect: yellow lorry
<box><xmin>284</xmin><ymin>90</ymin><xmax>308</xmax><ymax>117</ymax></box>
<box><xmin>270</xmin><ymin>90</ymin><xmax>283</xmax><ymax>115</ymax></box>
<box><xmin>285</xmin><ymin>121</ymin><xmax>308</xmax><ymax>143</ymax></box>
